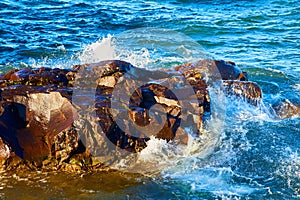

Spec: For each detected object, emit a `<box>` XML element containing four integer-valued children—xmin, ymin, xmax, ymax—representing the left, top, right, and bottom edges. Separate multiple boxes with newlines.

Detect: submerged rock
<box><xmin>0</xmin><ymin>59</ymin><xmax>267</xmax><ymax>171</ymax></box>
<box><xmin>272</xmin><ymin>99</ymin><xmax>300</xmax><ymax>119</ymax></box>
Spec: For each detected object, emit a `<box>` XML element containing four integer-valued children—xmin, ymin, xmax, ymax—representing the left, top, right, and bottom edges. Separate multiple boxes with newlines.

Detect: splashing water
<box><xmin>142</xmin><ymin>96</ymin><xmax>275</xmax><ymax>197</ymax></box>
<box><xmin>78</xmin><ymin>34</ymin><xmax>116</xmax><ymax>64</ymax></box>
<box><xmin>277</xmin><ymin>148</ymin><xmax>300</xmax><ymax>198</ymax></box>
<box><xmin>73</xmin><ymin>28</ymin><xmax>287</xmax><ymax>198</ymax></box>
<box><xmin>78</xmin><ymin>33</ymin><xmax>153</xmax><ymax>68</ymax></box>
<box><xmin>78</xmin><ymin>28</ymin><xmax>211</xmax><ymax>69</ymax></box>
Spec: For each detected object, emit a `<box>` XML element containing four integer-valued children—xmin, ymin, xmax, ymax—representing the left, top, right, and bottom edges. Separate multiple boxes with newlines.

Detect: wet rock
<box><xmin>0</xmin><ymin>138</ymin><xmax>11</xmax><ymax>164</ymax></box>
<box><xmin>74</xmin><ymin>60</ymin><xmax>211</xmax><ymax>154</ymax></box>
<box><xmin>174</xmin><ymin>59</ymin><xmax>248</xmax><ymax>82</ymax></box>
<box><xmin>222</xmin><ymin>81</ymin><xmax>262</xmax><ymax>106</ymax></box>
<box><xmin>0</xmin><ymin>67</ymin><xmax>75</xmax><ymax>87</ymax></box>
<box><xmin>51</xmin><ymin>126</ymin><xmax>81</xmax><ymax>164</ymax></box>
<box><xmin>0</xmin><ymin>59</ymin><xmax>266</xmax><ymax>170</ymax></box>
<box><xmin>0</xmin><ymin>90</ymin><xmax>75</xmax><ymax>162</ymax></box>
<box><xmin>272</xmin><ymin>99</ymin><xmax>300</xmax><ymax>119</ymax></box>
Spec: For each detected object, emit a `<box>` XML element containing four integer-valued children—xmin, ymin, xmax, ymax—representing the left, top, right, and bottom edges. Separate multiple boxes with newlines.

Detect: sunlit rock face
<box><xmin>0</xmin><ymin>67</ymin><xmax>77</xmax><ymax>166</ymax></box>
<box><xmin>0</xmin><ymin>59</ymin><xmax>291</xmax><ymax>171</ymax></box>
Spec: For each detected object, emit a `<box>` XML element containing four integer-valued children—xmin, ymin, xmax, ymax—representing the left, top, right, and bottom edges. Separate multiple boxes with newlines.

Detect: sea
<box><xmin>0</xmin><ymin>0</ymin><xmax>300</xmax><ymax>199</ymax></box>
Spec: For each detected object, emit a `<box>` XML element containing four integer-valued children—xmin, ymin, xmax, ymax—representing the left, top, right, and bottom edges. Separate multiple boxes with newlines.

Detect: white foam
<box><xmin>138</xmin><ymin>136</ymin><xmax>178</xmax><ymax>163</ymax></box>
<box><xmin>132</xmin><ymin>114</ymin><xmax>225</xmax><ymax>175</ymax></box>
<box><xmin>78</xmin><ymin>34</ymin><xmax>116</xmax><ymax>64</ymax></box>
<box><xmin>78</xmin><ymin>34</ymin><xmax>154</xmax><ymax>68</ymax></box>
<box><xmin>57</xmin><ymin>44</ymin><xmax>66</xmax><ymax>51</ymax></box>
<box><xmin>163</xmin><ymin>167</ymin><xmax>260</xmax><ymax>197</ymax></box>
<box><xmin>277</xmin><ymin>149</ymin><xmax>300</xmax><ymax>197</ymax></box>
<box><xmin>78</xmin><ymin>28</ymin><xmax>211</xmax><ymax>69</ymax></box>
<box><xmin>225</xmin><ymin>95</ymin><xmax>273</xmax><ymax>122</ymax></box>
<box><xmin>266</xmin><ymin>67</ymin><xmax>284</xmax><ymax>74</ymax></box>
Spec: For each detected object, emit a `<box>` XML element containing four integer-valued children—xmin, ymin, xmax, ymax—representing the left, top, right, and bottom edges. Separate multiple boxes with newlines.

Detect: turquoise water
<box><xmin>0</xmin><ymin>0</ymin><xmax>300</xmax><ymax>199</ymax></box>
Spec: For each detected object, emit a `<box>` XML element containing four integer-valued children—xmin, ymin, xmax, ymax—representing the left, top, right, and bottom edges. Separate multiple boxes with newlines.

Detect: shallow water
<box><xmin>0</xmin><ymin>0</ymin><xmax>300</xmax><ymax>199</ymax></box>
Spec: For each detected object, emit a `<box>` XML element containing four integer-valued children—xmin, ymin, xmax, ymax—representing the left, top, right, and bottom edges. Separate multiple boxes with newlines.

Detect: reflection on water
<box><xmin>0</xmin><ymin>170</ymin><xmax>143</xmax><ymax>199</ymax></box>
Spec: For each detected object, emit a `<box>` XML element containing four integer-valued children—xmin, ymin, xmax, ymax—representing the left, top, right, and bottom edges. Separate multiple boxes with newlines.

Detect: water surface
<box><xmin>0</xmin><ymin>0</ymin><xmax>299</xmax><ymax>199</ymax></box>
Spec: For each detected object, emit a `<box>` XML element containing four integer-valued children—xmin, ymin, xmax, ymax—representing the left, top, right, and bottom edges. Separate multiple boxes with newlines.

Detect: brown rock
<box><xmin>77</xmin><ymin>60</ymin><xmax>209</xmax><ymax>153</ymax></box>
<box><xmin>0</xmin><ymin>137</ymin><xmax>10</xmax><ymax>162</ymax></box>
<box><xmin>0</xmin><ymin>59</ymin><xmax>267</xmax><ymax>170</ymax></box>
<box><xmin>0</xmin><ymin>90</ymin><xmax>75</xmax><ymax>162</ymax></box>
<box><xmin>222</xmin><ymin>81</ymin><xmax>262</xmax><ymax>105</ymax></box>
<box><xmin>272</xmin><ymin>99</ymin><xmax>300</xmax><ymax>119</ymax></box>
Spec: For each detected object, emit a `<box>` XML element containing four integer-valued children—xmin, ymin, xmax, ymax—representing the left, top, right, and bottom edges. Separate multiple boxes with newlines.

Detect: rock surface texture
<box><xmin>0</xmin><ymin>59</ymin><xmax>291</xmax><ymax>171</ymax></box>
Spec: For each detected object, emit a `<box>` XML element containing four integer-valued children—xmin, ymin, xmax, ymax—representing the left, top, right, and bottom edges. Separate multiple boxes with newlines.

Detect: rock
<box><xmin>0</xmin><ymin>67</ymin><xmax>77</xmax><ymax>166</ymax></box>
<box><xmin>75</xmin><ymin>60</ymin><xmax>212</xmax><ymax>154</ymax></box>
<box><xmin>222</xmin><ymin>81</ymin><xmax>262</xmax><ymax>106</ymax></box>
<box><xmin>0</xmin><ymin>67</ymin><xmax>75</xmax><ymax>87</ymax></box>
<box><xmin>51</xmin><ymin>126</ymin><xmax>81</xmax><ymax>164</ymax></box>
<box><xmin>0</xmin><ymin>59</ymin><xmax>264</xmax><ymax>170</ymax></box>
<box><xmin>0</xmin><ymin>89</ymin><xmax>75</xmax><ymax>162</ymax></box>
<box><xmin>174</xmin><ymin>59</ymin><xmax>248</xmax><ymax>81</ymax></box>
<box><xmin>0</xmin><ymin>137</ymin><xmax>11</xmax><ymax>163</ymax></box>
<box><xmin>272</xmin><ymin>99</ymin><xmax>300</xmax><ymax>119</ymax></box>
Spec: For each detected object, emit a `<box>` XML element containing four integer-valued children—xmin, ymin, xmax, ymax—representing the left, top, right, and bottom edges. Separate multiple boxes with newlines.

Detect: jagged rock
<box><xmin>0</xmin><ymin>59</ymin><xmax>264</xmax><ymax>170</ymax></box>
<box><xmin>0</xmin><ymin>90</ymin><xmax>75</xmax><ymax>162</ymax></box>
<box><xmin>72</xmin><ymin>59</ymin><xmax>256</xmax><ymax>156</ymax></box>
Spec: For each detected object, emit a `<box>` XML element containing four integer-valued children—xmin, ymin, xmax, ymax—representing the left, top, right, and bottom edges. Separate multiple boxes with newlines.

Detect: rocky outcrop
<box><xmin>0</xmin><ymin>59</ymin><xmax>265</xmax><ymax>170</ymax></box>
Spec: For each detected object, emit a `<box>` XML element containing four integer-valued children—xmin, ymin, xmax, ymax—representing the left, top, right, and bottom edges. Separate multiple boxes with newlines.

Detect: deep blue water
<box><xmin>0</xmin><ymin>0</ymin><xmax>300</xmax><ymax>199</ymax></box>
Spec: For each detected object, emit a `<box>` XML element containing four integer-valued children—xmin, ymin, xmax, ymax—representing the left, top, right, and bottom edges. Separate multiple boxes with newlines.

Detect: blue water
<box><xmin>0</xmin><ymin>0</ymin><xmax>300</xmax><ymax>199</ymax></box>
